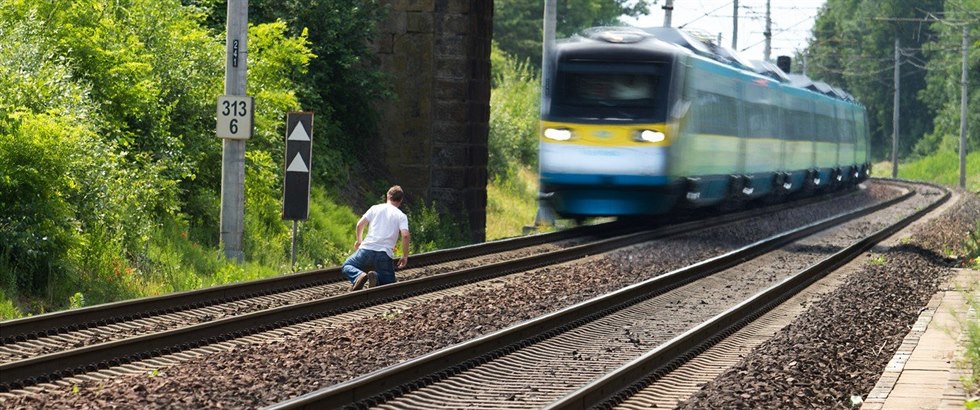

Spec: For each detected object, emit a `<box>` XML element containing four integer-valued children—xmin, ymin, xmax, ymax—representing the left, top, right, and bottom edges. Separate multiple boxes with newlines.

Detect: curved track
<box><xmin>0</xmin><ymin>188</ymin><xmax>872</xmax><ymax>392</ymax></box>
<box><xmin>265</xmin><ymin>181</ymin><xmax>946</xmax><ymax>409</ymax></box>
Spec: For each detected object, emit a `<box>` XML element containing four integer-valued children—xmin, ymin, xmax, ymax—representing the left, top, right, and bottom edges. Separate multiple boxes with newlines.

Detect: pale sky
<box><xmin>622</xmin><ymin>0</ymin><xmax>828</xmax><ymax>62</ymax></box>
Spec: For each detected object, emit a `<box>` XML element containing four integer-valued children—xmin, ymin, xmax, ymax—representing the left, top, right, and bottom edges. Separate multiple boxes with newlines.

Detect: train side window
<box><xmin>691</xmin><ymin>90</ymin><xmax>737</xmax><ymax>136</ymax></box>
<box><xmin>792</xmin><ymin>110</ymin><xmax>814</xmax><ymax>141</ymax></box>
<box><xmin>748</xmin><ymin>103</ymin><xmax>778</xmax><ymax>139</ymax></box>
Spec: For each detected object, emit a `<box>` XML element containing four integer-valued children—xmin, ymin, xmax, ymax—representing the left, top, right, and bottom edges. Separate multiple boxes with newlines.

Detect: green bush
<box><xmin>0</xmin><ymin>1</ymin><xmax>331</xmax><ymax>315</ymax></box>
<box><xmin>0</xmin><ymin>115</ymin><xmax>78</xmax><ymax>298</ymax></box>
<box><xmin>488</xmin><ymin>45</ymin><xmax>541</xmax><ymax>181</ymax></box>
<box><xmin>408</xmin><ymin>202</ymin><xmax>469</xmax><ymax>254</ymax></box>
<box><xmin>965</xmin><ymin>222</ymin><xmax>980</xmax><ymax>269</ymax></box>
<box><xmin>0</xmin><ymin>292</ymin><xmax>21</xmax><ymax>319</ymax></box>
<box><xmin>244</xmin><ymin>150</ymin><xmax>292</xmax><ymax>268</ymax></box>
<box><xmin>294</xmin><ymin>188</ymin><xmax>359</xmax><ymax>270</ymax></box>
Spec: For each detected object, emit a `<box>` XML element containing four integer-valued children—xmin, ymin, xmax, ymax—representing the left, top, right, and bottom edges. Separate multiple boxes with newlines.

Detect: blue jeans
<box><xmin>341</xmin><ymin>249</ymin><xmax>397</xmax><ymax>286</ymax></box>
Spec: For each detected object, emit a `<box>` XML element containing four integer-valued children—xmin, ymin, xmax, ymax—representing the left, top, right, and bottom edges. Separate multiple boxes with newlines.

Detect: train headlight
<box><xmin>543</xmin><ymin>128</ymin><xmax>573</xmax><ymax>141</ymax></box>
<box><xmin>637</xmin><ymin>130</ymin><xmax>666</xmax><ymax>143</ymax></box>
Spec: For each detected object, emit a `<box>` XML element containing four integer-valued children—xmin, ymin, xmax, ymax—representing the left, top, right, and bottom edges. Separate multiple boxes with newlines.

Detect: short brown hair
<box><xmin>387</xmin><ymin>185</ymin><xmax>404</xmax><ymax>202</ymax></box>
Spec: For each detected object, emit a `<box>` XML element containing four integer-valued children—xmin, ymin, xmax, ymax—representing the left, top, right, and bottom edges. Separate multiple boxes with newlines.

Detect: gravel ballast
<box><xmin>678</xmin><ymin>190</ymin><xmax>980</xmax><ymax>409</ymax></box>
<box><xmin>5</xmin><ymin>183</ymin><xmax>975</xmax><ymax>409</ymax></box>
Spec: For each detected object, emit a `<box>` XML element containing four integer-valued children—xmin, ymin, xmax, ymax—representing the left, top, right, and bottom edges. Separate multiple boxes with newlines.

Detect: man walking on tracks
<box><xmin>342</xmin><ymin>185</ymin><xmax>411</xmax><ymax>291</ymax></box>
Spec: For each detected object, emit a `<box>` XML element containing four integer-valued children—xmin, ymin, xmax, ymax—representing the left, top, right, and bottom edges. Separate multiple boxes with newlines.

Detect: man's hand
<box><xmin>397</xmin><ymin>256</ymin><xmax>408</xmax><ymax>269</ymax></box>
<box><xmin>353</xmin><ymin>240</ymin><xmax>361</xmax><ymax>250</ymax></box>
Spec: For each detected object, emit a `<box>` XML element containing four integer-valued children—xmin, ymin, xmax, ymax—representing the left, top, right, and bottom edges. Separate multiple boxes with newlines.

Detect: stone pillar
<box><xmin>374</xmin><ymin>0</ymin><xmax>491</xmax><ymax>243</ymax></box>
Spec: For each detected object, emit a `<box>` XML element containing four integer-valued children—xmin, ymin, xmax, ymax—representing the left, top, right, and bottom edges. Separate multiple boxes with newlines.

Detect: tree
<box><xmin>0</xmin><ymin>0</ymin><xmax>314</xmax><ymax>308</ymax></box>
<box><xmin>916</xmin><ymin>0</ymin><xmax>979</xmax><ymax>156</ymax></box>
<box><xmin>193</xmin><ymin>0</ymin><xmax>390</xmax><ymax>189</ymax></box>
<box><xmin>804</xmin><ymin>0</ymin><xmax>942</xmax><ymax>160</ymax></box>
<box><xmin>494</xmin><ymin>0</ymin><xmax>651</xmax><ymax>67</ymax></box>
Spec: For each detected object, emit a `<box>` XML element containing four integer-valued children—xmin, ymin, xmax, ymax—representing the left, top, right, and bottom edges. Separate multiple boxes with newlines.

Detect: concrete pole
<box><xmin>892</xmin><ymin>36</ymin><xmax>900</xmax><ymax>179</ymax></box>
<box><xmin>764</xmin><ymin>0</ymin><xmax>772</xmax><ymax>61</ymax></box>
<box><xmin>663</xmin><ymin>0</ymin><xmax>674</xmax><ymax>28</ymax></box>
<box><xmin>541</xmin><ymin>0</ymin><xmax>555</xmax><ymax>98</ymax></box>
<box><xmin>220</xmin><ymin>0</ymin><xmax>248</xmax><ymax>261</ymax></box>
<box><xmin>732</xmin><ymin>0</ymin><xmax>738</xmax><ymax>49</ymax></box>
<box><xmin>959</xmin><ymin>26</ymin><xmax>969</xmax><ymax>189</ymax></box>
<box><xmin>534</xmin><ymin>0</ymin><xmax>557</xmax><ymax>227</ymax></box>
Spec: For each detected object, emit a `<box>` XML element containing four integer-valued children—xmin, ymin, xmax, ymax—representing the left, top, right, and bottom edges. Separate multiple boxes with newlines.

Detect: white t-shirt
<box><xmin>360</xmin><ymin>203</ymin><xmax>409</xmax><ymax>258</ymax></box>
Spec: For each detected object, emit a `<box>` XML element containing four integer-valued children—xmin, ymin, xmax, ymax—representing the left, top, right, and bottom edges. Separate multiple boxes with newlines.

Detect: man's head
<box><xmin>387</xmin><ymin>185</ymin><xmax>404</xmax><ymax>205</ymax></box>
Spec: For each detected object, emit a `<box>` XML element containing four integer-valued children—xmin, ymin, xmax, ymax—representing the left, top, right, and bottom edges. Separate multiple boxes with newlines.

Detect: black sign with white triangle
<box><xmin>283</xmin><ymin>112</ymin><xmax>313</xmax><ymax>220</ymax></box>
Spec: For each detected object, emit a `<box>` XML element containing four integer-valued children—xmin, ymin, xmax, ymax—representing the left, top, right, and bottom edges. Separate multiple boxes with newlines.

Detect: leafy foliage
<box><xmin>293</xmin><ymin>189</ymin><xmax>360</xmax><ymax>270</ymax></box>
<box><xmin>965</xmin><ymin>222</ymin><xmax>980</xmax><ymax>269</ymax></box>
<box><xmin>408</xmin><ymin>202</ymin><xmax>469</xmax><ymax>254</ymax></box>
<box><xmin>0</xmin><ymin>0</ymin><xmax>367</xmax><ymax>317</ymax></box>
<box><xmin>916</xmin><ymin>0</ymin><xmax>980</xmax><ymax>157</ymax></box>
<box><xmin>196</xmin><ymin>0</ymin><xmax>390</xmax><ymax>189</ymax></box>
<box><xmin>489</xmin><ymin>45</ymin><xmax>541</xmax><ymax>181</ymax></box>
<box><xmin>493</xmin><ymin>0</ymin><xmax>651</xmax><ymax>68</ymax></box>
<box><xmin>0</xmin><ymin>115</ymin><xmax>79</xmax><ymax>296</ymax></box>
<box><xmin>804</xmin><ymin>0</ymin><xmax>980</xmax><ymax>162</ymax></box>
<box><xmin>486</xmin><ymin>166</ymin><xmax>540</xmax><ymax>240</ymax></box>
<box><xmin>0</xmin><ymin>0</ymin><xmax>666</xmax><ymax>319</ymax></box>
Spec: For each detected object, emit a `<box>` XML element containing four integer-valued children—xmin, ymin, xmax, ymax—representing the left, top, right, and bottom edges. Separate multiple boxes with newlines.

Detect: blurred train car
<box><xmin>539</xmin><ymin>27</ymin><xmax>870</xmax><ymax>218</ymax></box>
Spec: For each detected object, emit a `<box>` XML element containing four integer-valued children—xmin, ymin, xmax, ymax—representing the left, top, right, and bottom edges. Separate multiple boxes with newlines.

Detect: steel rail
<box><xmin>546</xmin><ymin>185</ymin><xmax>950</xmax><ymax>409</ymax></box>
<box><xmin>265</xmin><ymin>189</ymin><xmax>915</xmax><ymax>409</ymax></box>
<box><xmin>0</xmin><ymin>187</ymin><xmax>866</xmax><ymax>345</ymax></box>
<box><xmin>0</xmin><ymin>220</ymin><xmax>634</xmax><ymax>344</ymax></box>
<box><xmin>0</xmin><ymin>187</ymin><xmax>870</xmax><ymax>391</ymax></box>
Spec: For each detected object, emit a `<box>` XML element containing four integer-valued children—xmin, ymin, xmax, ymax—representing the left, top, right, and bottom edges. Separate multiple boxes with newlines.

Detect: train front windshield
<box><xmin>550</xmin><ymin>62</ymin><xmax>671</xmax><ymax>122</ymax></box>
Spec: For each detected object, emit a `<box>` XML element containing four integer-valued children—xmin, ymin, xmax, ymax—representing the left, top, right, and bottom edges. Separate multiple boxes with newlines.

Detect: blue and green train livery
<box><xmin>539</xmin><ymin>27</ymin><xmax>870</xmax><ymax>218</ymax></box>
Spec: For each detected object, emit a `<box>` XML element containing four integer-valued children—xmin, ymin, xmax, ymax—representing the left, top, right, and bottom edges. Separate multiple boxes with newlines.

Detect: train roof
<box><xmin>640</xmin><ymin>27</ymin><xmax>756</xmax><ymax>70</ymax></box>
<box><xmin>749</xmin><ymin>59</ymin><xmax>791</xmax><ymax>83</ymax></box>
<box><xmin>565</xmin><ymin>26</ymin><xmax>859</xmax><ymax>104</ymax></box>
<box><xmin>561</xmin><ymin>26</ymin><xmax>685</xmax><ymax>58</ymax></box>
<box><xmin>788</xmin><ymin>74</ymin><xmax>856</xmax><ymax>101</ymax></box>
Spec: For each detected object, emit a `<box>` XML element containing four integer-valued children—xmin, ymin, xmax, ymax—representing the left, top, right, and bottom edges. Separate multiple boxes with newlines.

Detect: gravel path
<box><xmin>678</xmin><ymin>189</ymin><xmax>980</xmax><ymax>409</ymax></box>
<box><xmin>7</xmin><ymin>183</ymin><xmax>964</xmax><ymax>409</ymax></box>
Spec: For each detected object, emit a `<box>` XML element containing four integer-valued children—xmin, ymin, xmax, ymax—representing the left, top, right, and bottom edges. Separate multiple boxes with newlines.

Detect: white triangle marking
<box><xmin>286</xmin><ymin>153</ymin><xmax>309</xmax><ymax>173</ymax></box>
<box><xmin>288</xmin><ymin>122</ymin><xmax>310</xmax><ymax>141</ymax></box>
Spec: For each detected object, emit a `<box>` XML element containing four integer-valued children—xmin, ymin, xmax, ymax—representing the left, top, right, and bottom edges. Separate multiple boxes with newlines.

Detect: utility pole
<box><xmin>220</xmin><ymin>0</ymin><xmax>248</xmax><ymax>261</ymax></box>
<box><xmin>959</xmin><ymin>26</ymin><xmax>969</xmax><ymax>189</ymax></box>
<box><xmin>663</xmin><ymin>0</ymin><xmax>674</xmax><ymax>27</ymax></box>
<box><xmin>877</xmin><ymin>16</ymin><xmax>971</xmax><ymax>183</ymax></box>
<box><xmin>732</xmin><ymin>0</ymin><xmax>738</xmax><ymax>49</ymax></box>
<box><xmin>892</xmin><ymin>36</ymin><xmax>900</xmax><ymax>179</ymax></box>
<box><xmin>533</xmin><ymin>0</ymin><xmax>557</xmax><ymax>228</ymax></box>
<box><xmin>763</xmin><ymin>0</ymin><xmax>772</xmax><ymax>61</ymax></box>
<box><xmin>541</xmin><ymin>0</ymin><xmax>555</xmax><ymax>126</ymax></box>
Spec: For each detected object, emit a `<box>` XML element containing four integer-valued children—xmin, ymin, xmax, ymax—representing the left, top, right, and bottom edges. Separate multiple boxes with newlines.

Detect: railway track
<box><xmin>0</xmin><ymin>187</ymin><xmax>873</xmax><ymax>392</ymax></box>
<box><xmin>0</xmin><ymin>181</ymin><xmax>937</xmax><ymax>409</ymax></box>
<box><xmin>265</xmin><ymin>181</ymin><xmax>946</xmax><ymax>409</ymax></box>
<box><xmin>1</xmin><ymin>220</ymin><xmax>640</xmax><ymax>346</ymax></box>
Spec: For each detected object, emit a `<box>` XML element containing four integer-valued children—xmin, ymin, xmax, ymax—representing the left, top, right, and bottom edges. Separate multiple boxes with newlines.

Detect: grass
<box><xmin>872</xmin><ymin>150</ymin><xmax>980</xmax><ymax>193</ymax></box>
<box><xmin>486</xmin><ymin>166</ymin><xmax>540</xmax><ymax>240</ymax></box>
<box><xmin>0</xmin><ymin>167</ymin><xmax>555</xmax><ymax>320</ymax></box>
<box><xmin>868</xmin><ymin>254</ymin><xmax>887</xmax><ymax>266</ymax></box>
<box><xmin>960</xmin><ymin>268</ymin><xmax>980</xmax><ymax>403</ymax></box>
<box><xmin>951</xmin><ymin>196</ymin><xmax>980</xmax><ymax>399</ymax></box>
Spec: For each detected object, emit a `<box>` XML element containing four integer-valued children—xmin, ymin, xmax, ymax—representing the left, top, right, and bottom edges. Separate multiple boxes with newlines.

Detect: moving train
<box><xmin>539</xmin><ymin>27</ymin><xmax>870</xmax><ymax>218</ymax></box>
